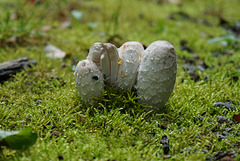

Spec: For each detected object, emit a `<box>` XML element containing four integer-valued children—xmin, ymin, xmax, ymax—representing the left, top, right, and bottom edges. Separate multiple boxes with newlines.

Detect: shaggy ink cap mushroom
<box><xmin>87</xmin><ymin>42</ymin><xmax>105</xmax><ymax>66</ymax></box>
<box><xmin>117</xmin><ymin>41</ymin><xmax>144</xmax><ymax>90</ymax></box>
<box><xmin>137</xmin><ymin>40</ymin><xmax>177</xmax><ymax>111</ymax></box>
<box><xmin>74</xmin><ymin>59</ymin><xmax>104</xmax><ymax>104</ymax></box>
<box><xmin>87</xmin><ymin>42</ymin><xmax>119</xmax><ymax>85</ymax></box>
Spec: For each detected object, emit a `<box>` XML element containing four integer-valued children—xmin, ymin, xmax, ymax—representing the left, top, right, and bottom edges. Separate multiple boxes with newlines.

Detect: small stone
<box><xmin>216</xmin><ymin>133</ymin><xmax>226</xmax><ymax>141</ymax></box>
<box><xmin>214</xmin><ymin>101</ymin><xmax>234</xmax><ymax>111</ymax></box>
<box><xmin>31</xmin><ymin>60</ymin><xmax>37</xmax><ymax>66</ymax></box>
<box><xmin>227</xmin><ymin>150</ymin><xmax>237</xmax><ymax>158</ymax></box>
<box><xmin>236</xmin><ymin>132</ymin><xmax>240</xmax><ymax>136</ymax></box>
<box><xmin>203</xmin><ymin>149</ymin><xmax>209</xmax><ymax>154</ymax></box>
<box><xmin>44</xmin><ymin>44</ymin><xmax>66</xmax><ymax>59</ymax></box>
<box><xmin>214</xmin><ymin>151</ymin><xmax>225</xmax><ymax>159</ymax></box>
<box><xmin>217</xmin><ymin>116</ymin><xmax>230</xmax><ymax>124</ymax></box>
<box><xmin>160</xmin><ymin>135</ymin><xmax>170</xmax><ymax>155</ymax></box>
<box><xmin>198</xmin><ymin>61</ymin><xmax>209</xmax><ymax>71</ymax></box>
<box><xmin>222</xmin><ymin>131</ymin><xmax>232</xmax><ymax>136</ymax></box>
<box><xmin>183</xmin><ymin>63</ymin><xmax>196</xmax><ymax>74</ymax></box>
<box><xmin>224</xmin><ymin>127</ymin><xmax>232</xmax><ymax>132</ymax></box>
<box><xmin>193</xmin><ymin>54</ymin><xmax>199</xmax><ymax>60</ymax></box>
<box><xmin>231</xmin><ymin>143</ymin><xmax>238</xmax><ymax>147</ymax></box>
<box><xmin>219</xmin><ymin>156</ymin><xmax>235</xmax><ymax>161</ymax></box>
<box><xmin>179</xmin><ymin>127</ymin><xmax>185</xmax><ymax>133</ymax></box>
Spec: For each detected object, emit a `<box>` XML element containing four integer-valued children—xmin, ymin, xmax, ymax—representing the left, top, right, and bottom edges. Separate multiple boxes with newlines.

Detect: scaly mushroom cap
<box><xmin>87</xmin><ymin>42</ymin><xmax>105</xmax><ymax>67</ymax></box>
<box><xmin>87</xmin><ymin>42</ymin><xmax>119</xmax><ymax>85</ymax></box>
<box><xmin>74</xmin><ymin>59</ymin><xmax>104</xmax><ymax>104</ymax></box>
<box><xmin>136</xmin><ymin>40</ymin><xmax>177</xmax><ymax>110</ymax></box>
<box><xmin>117</xmin><ymin>41</ymin><xmax>144</xmax><ymax>90</ymax></box>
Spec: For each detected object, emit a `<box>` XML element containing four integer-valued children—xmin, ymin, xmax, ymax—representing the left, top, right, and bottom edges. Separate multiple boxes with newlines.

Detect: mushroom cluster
<box><xmin>74</xmin><ymin>40</ymin><xmax>177</xmax><ymax>110</ymax></box>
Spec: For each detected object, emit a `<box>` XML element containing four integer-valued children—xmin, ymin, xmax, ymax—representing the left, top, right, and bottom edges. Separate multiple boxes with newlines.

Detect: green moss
<box><xmin>1</xmin><ymin>0</ymin><xmax>240</xmax><ymax>160</ymax></box>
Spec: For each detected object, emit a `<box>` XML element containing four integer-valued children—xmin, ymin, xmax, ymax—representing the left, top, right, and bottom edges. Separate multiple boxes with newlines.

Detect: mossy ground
<box><xmin>1</xmin><ymin>0</ymin><xmax>240</xmax><ymax>160</ymax></box>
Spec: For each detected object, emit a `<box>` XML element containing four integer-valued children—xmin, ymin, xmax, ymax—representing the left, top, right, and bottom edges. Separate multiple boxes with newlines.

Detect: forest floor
<box><xmin>0</xmin><ymin>0</ymin><xmax>240</xmax><ymax>160</ymax></box>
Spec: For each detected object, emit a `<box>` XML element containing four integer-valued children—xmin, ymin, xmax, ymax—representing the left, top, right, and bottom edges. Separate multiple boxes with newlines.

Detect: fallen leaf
<box><xmin>44</xmin><ymin>44</ymin><xmax>66</xmax><ymax>59</ymax></box>
<box><xmin>219</xmin><ymin>156</ymin><xmax>235</xmax><ymax>161</ymax></box>
<box><xmin>233</xmin><ymin>113</ymin><xmax>240</xmax><ymax>123</ymax></box>
<box><xmin>208</xmin><ymin>34</ymin><xmax>235</xmax><ymax>47</ymax></box>
<box><xmin>0</xmin><ymin>127</ymin><xmax>37</xmax><ymax>150</ymax></box>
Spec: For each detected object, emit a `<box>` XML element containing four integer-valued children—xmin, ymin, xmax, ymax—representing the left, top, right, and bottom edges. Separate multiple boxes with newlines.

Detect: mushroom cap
<box><xmin>136</xmin><ymin>40</ymin><xmax>177</xmax><ymax>110</ymax></box>
<box><xmin>74</xmin><ymin>59</ymin><xmax>104</xmax><ymax>104</ymax></box>
<box><xmin>87</xmin><ymin>42</ymin><xmax>119</xmax><ymax>85</ymax></box>
<box><xmin>117</xmin><ymin>41</ymin><xmax>144</xmax><ymax>90</ymax></box>
<box><xmin>87</xmin><ymin>42</ymin><xmax>105</xmax><ymax>66</ymax></box>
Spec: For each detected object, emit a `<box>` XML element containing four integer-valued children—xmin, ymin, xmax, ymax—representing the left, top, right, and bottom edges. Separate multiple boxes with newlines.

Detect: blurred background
<box><xmin>0</xmin><ymin>0</ymin><xmax>240</xmax><ymax>81</ymax></box>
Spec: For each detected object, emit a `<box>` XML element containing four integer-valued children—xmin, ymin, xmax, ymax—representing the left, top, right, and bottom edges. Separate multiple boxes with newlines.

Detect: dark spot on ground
<box><xmin>160</xmin><ymin>135</ymin><xmax>170</xmax><ymax>155</ymax></box>
<box><xmin>180</xmin><ymin>39</ymin><xmax>194</xmax><ymax>53</ymax></box>
<box><xmin>58</xmin><ymin>154</ymin><xmax>64</xmax><ymax>160</ymax></box>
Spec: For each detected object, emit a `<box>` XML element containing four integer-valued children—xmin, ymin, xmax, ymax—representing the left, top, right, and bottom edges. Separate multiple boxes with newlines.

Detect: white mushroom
<box><xmin>87</xmin><ymin>42</ymin><xmax>105</xmax><ymax>67</ymax></box>
<box><xmin>87</xmin><ymin>42</ymin><xmax>119</xmax><ymax>85</ymax></box>
<box><xmin>117</xmin><ymin>41</ymin><xmax>144</xmax><ymax>90</ymax></box>
<box><xmin>74</xmin><ymin>59</ymin><xmax>104</xmax><ymax>104</ymax></box>
<box><xmin>136</xmin><ymin>40</ymin><xmax>177</xmax><ymax>110</ymax></box>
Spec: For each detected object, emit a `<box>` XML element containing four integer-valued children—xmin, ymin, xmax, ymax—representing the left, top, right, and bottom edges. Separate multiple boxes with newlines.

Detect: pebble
<box><xmin>222</xmin><ymin>131</ymin><xmax>232</xmax><ymax>136</ymax></box>
<box><xmin>214</xmin><ymin>101</ymin><xmax>234</xmax><ymax>111</ymax></box>
<box><xmin>224</xmin><ymin>127</ymin><xmax>232</xmax><ymax>132</ymax></box>
<box><xmin>179</xmin><ymin>127</ymin><xmax>185</xmax><ymax>133</ymax></box>
<box><xmin>160</xmin><ymin>135</ymin><xmax>170</xmax><ymax>155</ymax></box>
<box><xmin>217</xmin><ymin>116</ymin><xmax>231</xmax><ymax>124</ymax></box>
